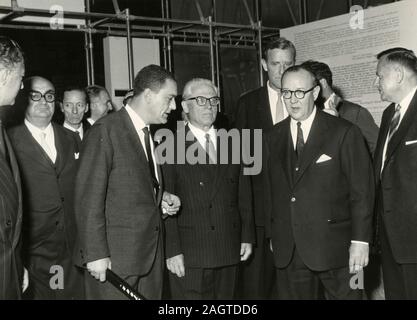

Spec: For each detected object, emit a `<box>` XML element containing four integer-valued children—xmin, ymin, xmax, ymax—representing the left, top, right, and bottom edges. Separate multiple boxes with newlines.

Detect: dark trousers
<box><xmin>85</xmin><ymin>233</ymin><xmax>164</xmax><ymax>300</ymax></box>
<box><xmin>237</xmin><ymin>226</ymin><xmax>276</xmax><ymax>299</ymax></box>
<box><xmin>23</xmin><ymin>230</ymin><xmax>85</xmax><ymax>300</ymax></box>
<box><xmin>380</xmin><ymin>217</ymin><xmax>417</xmax><ymax>299</ymax></box>
<box><xmin>169</xmin><ymin>264</ymin><xmax>237</xmax><ymax>300</ymax></box>
<box><xmin>276</xmin><ymin>248</ymin><xmax>364</xmax><ymax>300</ymax></box>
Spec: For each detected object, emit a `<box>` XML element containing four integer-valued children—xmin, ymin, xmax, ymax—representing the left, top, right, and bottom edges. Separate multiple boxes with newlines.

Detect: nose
<box><xmin>72</xmin><ymin>105</ymin><xmax>78</xmax><ymax>114</ymax></box>
<box><xmin>373</xmin><ymin>77</ymin><xmax>379</xmax><ymax>88</ymax></box>
<box><xmin>20</xmin><ymin>82</ymin><xmax>24</xmax><ymax>90</ymax></box>
<box><xmin>290</xmin><ymin>92</ymin><xmax>298</xmax><ymax>104</ymax></box>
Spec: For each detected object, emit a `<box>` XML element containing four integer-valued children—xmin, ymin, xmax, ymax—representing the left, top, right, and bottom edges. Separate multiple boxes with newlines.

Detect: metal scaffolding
<box><xmin>0</xmin><ymin>0</ymin><xmax>280</xmax><ymax>94</ymax></box>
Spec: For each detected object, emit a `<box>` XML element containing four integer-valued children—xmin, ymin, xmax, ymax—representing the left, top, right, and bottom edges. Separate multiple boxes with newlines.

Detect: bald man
<box><xmin>8</xmin><ymin>76</ymin><xmax>84</xmax><ymax>299</ymax></box>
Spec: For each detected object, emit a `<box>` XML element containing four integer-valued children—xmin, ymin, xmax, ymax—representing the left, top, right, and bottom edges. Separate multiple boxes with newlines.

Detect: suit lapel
<box><xmin>53</xmin><ymin>124</ymin><xmax>71</xmax><ymax>176</ymax></box>
<box><xmin>384</xmin><ymin>92</ymin><xmax>417</xmax><ymax>166</ymax></box>
<box><xmin>293</xmin><ymin>110</ymin><xmax>328</xmax><ymax>187</ymax></box>
<box><xmin>277</xmin><ymin>118</ymin><xmax>294</xmax><ymax>188</ymax></box>
<box><xmin>258</xmin><ymin>87</ymin><xmax>274</xmax><ymax>128</ymax></box>
<box><xmin>121</xmin><ymin>109</ymin><xmax>157</xmax><ymax>204</ymax></box>
<box><xmin>374</xmin><ymin>104</ymin><xmax>394</xmax><ymax>177</ymax></box>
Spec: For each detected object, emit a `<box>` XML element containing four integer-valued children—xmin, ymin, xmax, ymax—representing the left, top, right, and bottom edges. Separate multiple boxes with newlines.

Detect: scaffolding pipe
<box><xmin>126</xmin><ymin>8</ymin><xmax>134</xmax><ymax>88</ymax></box>
<box><xmin>84</xmin><ymin>32</ymin><xmax>91</xmax><ymax>85</ymax></box>
<box><xmin>256</xmin><ymin>0</ymin><xmax>264</xmax><ymax>86</ymax></box>
<box><xmin>161</xmin><ymin>0</ymin><xmax>168</xmax><ymax>69</ymax></box>
<box><xmin>85</xmin><ymin>0</ymin><xmax>94</xmax><ymax>85</ymax></box>
<box><xmin>165</xmin><ymin>0</ymin><xmax>173</xmax><ymax>72</ymax></box>
<box><xmin>208</xmin><ymin>16</ymin><xmax>216</xmax><ymax>86</ymax></box>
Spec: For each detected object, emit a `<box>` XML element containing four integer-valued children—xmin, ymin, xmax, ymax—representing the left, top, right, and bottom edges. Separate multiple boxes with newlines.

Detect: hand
<box><xmin>349</xmin><ymin>242</ymin><xmax>369</xmax><ymax>274</ymax></box>
<box><xmin>22</xmin><ymin>267</ymin><xmax>29</xmax><ymax>293</ymax></box>
<box><xmin>240</xmin><ymin>243</ymin><xmax>253</xmax><ymax>261</ymax></box>
<box><xmin>166</xmin><ymin>254</ymin><xmax>185</xmax><ymax>277</ymax></box>
<box><xmin>162</xmin><ymin>191</ymin><xmax>181</xmax><ymax>216</ymax></box>
<box><xmin>87</xmin><ymin>257</ymin><xmax>111</xmax><ymax>282</ymax></box>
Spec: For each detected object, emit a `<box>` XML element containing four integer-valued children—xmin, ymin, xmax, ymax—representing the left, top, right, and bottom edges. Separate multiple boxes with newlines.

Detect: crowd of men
<box><xmin>1</xmin><ymin>34</ymin><xmax>417</xmax><ymax>300</ymax></box>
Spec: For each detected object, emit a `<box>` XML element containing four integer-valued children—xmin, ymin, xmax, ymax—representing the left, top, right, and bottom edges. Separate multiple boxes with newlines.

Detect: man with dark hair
<box><xmin>60</xmin><ymin>86</ymin><xmax>90</xmax><ymax>140</ymax></box>
<box><xmin>373</xmin><ymin>47</ymin><xmax>417</xmax><ymax>299</ymax></box>
<box><xmin>8</xmin><ymin>76</ymin><xmax>84</xmax><ymax>299</ymax></box>
<box><xmin>264</xmin><ymin>65</ymin><xmax>374</xmax><ymax>299</ymax></box>
<box><xmin>0</xmin><ymin>36</ymin><xmax>24</xmax><ymax>299</ymax></box>
<box><xmin>302</xmin><ymin>60</ymin><xmax>379</xmax><ymax>154</ymax></box>
<box><xmin>233</xmin><ymin>37</ymin><xmax>296</xmax><ymax>299</ymax></box>
<box><xmin>85</xmin><ymin>85</ymin><xmax>113</xmax><ymax>125</ymax></box>
<box><xmin>75</xmin><ymin>64</ymin><xmax>181</xmax><ymax>299</ymax></box>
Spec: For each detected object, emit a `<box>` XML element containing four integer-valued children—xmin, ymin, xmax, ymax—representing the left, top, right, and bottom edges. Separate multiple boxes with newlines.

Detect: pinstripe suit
<box><xmin>163</xmin><ymin>125</ymin><xmax>255</xmax><ymax>299</ymax></box>
<box><xmin>0</xmin><ymin>125</ymin><xmax>23</xmax><ymax>299</ymax></box>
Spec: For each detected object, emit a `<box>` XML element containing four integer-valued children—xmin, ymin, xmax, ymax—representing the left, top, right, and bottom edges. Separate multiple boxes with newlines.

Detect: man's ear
<box><xmin>181</xmin><ymin>100</ymin><xmax>189</xmax><ymax>113</ymax></box>
<box><xmin>261</xmin><ymin>58</ymin><xmax>268</xmax><ymax>72</ymax></box>
<box><xmin>59</xmin><ymin>102</ymin><xmax>64</xmax><ymax>112</ymax></box>
<box><xmin>394</xmin><ymin>65</ymin><xmax>405</xmax><ymax>84</ymax></box>
<box><xmin>313</xmin><ymin>85</ymin><xmax>321</xmax><ymax>101</ymax></box>
<box><xmin>84</xmin><ymin>103</ymin><xmax>89</xmax><ymax>114</ymax></box>
<box><xmin>319</xmin><ymin>78</ymin><xmax>328</xmax><ymax>90</ymax></box>
<box><xmin>143</xmin><ymin>88</ymin><xmax>153</xmax><ymax>103</ymax></box>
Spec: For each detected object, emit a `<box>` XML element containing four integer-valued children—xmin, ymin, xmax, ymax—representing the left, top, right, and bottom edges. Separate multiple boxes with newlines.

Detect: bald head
<box><xmin>24</xmin><ymin>76</ymin><xmax>55</xmax><ymax>129</ymax></box>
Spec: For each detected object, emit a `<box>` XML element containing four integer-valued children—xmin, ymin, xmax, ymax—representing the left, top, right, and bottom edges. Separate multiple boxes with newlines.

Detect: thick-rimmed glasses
<box><xmin>29</xmin><ymin>90</ymin><xmax>55</xmax><ymax>103</ymax></box>
<box><xmin>184</xmin><ymin>96</ymin><xmax>220</xmax><ymax>107</ymax></box>
<box><xmin>281</xmin><ymin>86</ymin><xmax>317</xmax><ymax>99</ymax></box>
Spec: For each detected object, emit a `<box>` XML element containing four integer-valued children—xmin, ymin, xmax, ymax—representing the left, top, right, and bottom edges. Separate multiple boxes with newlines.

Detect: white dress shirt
<box><xmin>267</xmin><ymin>81</ymin><xmax>288</xmax><ymax>124</ymax></box>
<box><xmin>324</xmin><ymin>92</ymin><xmax>336</xmax><ymax>110</ymax></box>
<box><xmin>187</xmin><ymin>122</ymin><xmax>217</xmax><ymax>152</ymax></box>
<box><xmin>24</xmin><ymin>119</ymin><xmax>57</xmax><ymax>163</ymax></box>
<box><xmin>86</xmin><ymin>118</ymin><xmax>95</xmax><ymax>125</ymax></box>
<box><xmin>381</xmin><ymin>86</ymin><xmax>417</xmax><ymax>172</ymax></box>
<box><xmin>289</xmin><ymin>107</ymin><xmax>317</xmax><ymax>149</ymax></box>
<box><xmin>125</xmin><ymin>104</ymin><xmax>159</xmax><ymax>183</ymax></box>
<box><xmin>63</xmin><ymin>121</ymin><xmax>84</xmax><ymax>140</ymax></box>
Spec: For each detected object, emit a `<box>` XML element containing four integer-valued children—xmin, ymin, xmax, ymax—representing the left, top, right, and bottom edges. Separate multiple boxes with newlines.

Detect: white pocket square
<box><xmin>74</xmin><ymin>152</ymin><xmax>79</xmax><ymax>159</ymax></box>
<box><xmin>316</xmin><ymin>154</ymin><xmax>332</xmax><ymax>163</ymax></box>
<box><xmin>405</xmin><ymin>140</ymin><xmax>417</xmax><ymax>145</ymax></box>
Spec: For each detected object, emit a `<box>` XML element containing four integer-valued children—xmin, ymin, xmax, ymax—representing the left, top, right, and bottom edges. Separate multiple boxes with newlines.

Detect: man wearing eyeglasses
<box><xmin>85</xmin><ymin>85</ymin><xmax>114</xmax><ymax>125</ymax></box>
<box><xmin>8</xmin><ymin>76</ymin><xmax>85</xmax><ymax>299</ymax></box>
<box><xmin>263</xmin><ymin>66</ymin><xmax>374</xmax><ymax>299</ymax></box>
<box><xmin>163</xmin><ymin>78</ymin><xmax>254</xmax><ymax>299</ymax></box>
<box><xmin>60</xmin><ymin>86</ymin><xmax>90</xmax><ymax>140</ymax></box>
<box><xmin>0</xmin><ymin>36</ymin><xmax>25</xmax><ymax>299</ymax></box>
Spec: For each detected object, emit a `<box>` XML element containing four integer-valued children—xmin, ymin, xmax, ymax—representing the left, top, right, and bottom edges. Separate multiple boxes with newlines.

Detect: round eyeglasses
<box><xmin>281</xmin><ymin>86</ymin><xmax>317</xmax><ymax>99</ymax></box>
<box><xmin>29</xmin><ymin>90</ymin><xmax>55</xmax><ymax>103</ymax></box>
<box><xmin>184</xmin><ymin>96</ymin><xmax>220</xmax><ymax>107</ymax></box>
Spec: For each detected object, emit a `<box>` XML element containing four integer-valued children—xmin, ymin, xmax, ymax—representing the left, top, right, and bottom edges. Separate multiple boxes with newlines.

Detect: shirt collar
<box><xmin>125</xmin><ymin>104</ymin><xmax>147</xmax><ymax>132</ymax></box>
<box><xmin>398</xmin><ymin>86</ymin><xmax>417</xmax><ymax>115</ymax></box>
<box><xmin>63</xmin><ymin>121</ymin><xmax>83</xmax><ymax>134</ymax></box>
<box><xmin>324</xmin><ymin>92</ymin><xmax>336</xmax><ymax>109</ymax></box>
<box><xmin>187</xmin><ymin>122</ymin><xmax>216</xmax><ymax>148</ymax></box>
<box><xmin>25</xmin><ymin>119</ymin><xmax>53</xmax><ymax>136</ymax></box>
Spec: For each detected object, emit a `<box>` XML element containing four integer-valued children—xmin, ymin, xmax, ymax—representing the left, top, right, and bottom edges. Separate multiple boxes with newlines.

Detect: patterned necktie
<box><xmin>387</xmin><ymin>104</ymin><xmax>401</xmax><ymax>143</ymax></box>
<box><xmin>296</xmin><ymin>121</ymin><xmax>305</xmax><ymax>160</ymax></box>
<box><xmin>275</xmin><ymin>91</ymin><xmax>284</xmax><ymax>124</ymax></box>
<box><xmin>142</xmin><ymin>127</ymin><xmax>159</xmax><ymax>193</ymax></box>
<box><xmin>205</xmin><ymin>133</ymin><xmax>217</xmax><ymax>164</ymax></box>
<box><xmin>39</xmin><ymin>132</ymin><xmax>56</xmax><ymax>163</ymax></box>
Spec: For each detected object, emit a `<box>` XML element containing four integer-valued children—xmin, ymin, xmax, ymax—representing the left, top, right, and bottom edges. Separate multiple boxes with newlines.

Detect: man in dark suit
<box><xmin>59</xmin><ymin>86</ymin><xmax>90</xmax><ymax>140</ymax></box>
<box><xmin>75</xmin><ymin>65</ymin><xmax>181</xmax><ymax>300</ymax></box>
<box><xmin>85</xmin><ymin>85</ymin><xmax>114</xmax><ymax>125</ymax></box>
<box><xmin>301</xmin><ymin>60</ymin><xmax>379</xmax><ymax>155</ymax></box>
<box><xmin>163</xmin><ymin>78</ymin><xmax>255</xmax><ymax>299</ymax></box>
<box><xmin>0</xmin><ymin>36</ymin><xmax>25</xmax><ymax>300</ymax></box>
<box><xmin>233</xmin><ymin>37</ymin><xmax>296</xmax><ymax>299</ymax></box>
<box><xmin>373</xmin><ymin>48</ymin><xmax>417</xmax><ymax>299</ymax></box>
<box><xmin>264</xmin><ymin>65</ymin><xmax>374</xmax><ymax>299</ymax></box>
<box><xmin>8</xmin><ymin>76</ymin><xmax>84</xmax><ymax>299</ymax></box>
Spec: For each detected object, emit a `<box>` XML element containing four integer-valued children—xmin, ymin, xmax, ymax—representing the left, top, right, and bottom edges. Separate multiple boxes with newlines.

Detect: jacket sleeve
<box><xmin>238</xmin><ymin>162</ymin><xmax>255</xmax><ymax>244</ymax></box>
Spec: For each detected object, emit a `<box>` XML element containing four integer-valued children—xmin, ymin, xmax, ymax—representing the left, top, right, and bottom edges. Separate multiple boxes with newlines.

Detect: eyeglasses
<box><xmin>63</xmin><ymin>102</ymin><xmax>87</xmax><ymax>109</ymax></box>
<box><xmin>184</xmin><ymin>96</ymin><xmax>220</xmax><ymax>107</ymax></box>
<box><xmin>281</xmin><ymin>86</ymin><xmax>317</xmax><ymax>99</ymax></box>
<box><xmin>29</xmin><ymin>90</ymin><xmax>55</xmax><ymax>103</ymax></box>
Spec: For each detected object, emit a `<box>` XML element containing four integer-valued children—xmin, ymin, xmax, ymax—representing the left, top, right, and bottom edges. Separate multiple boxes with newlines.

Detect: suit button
<box><xmin>291</xmin><ymin>197</ymin><xmax>296</xmax><ymax>202</ymax></box>
<box><xmin>199</xmin><ymin>182</ymin><xmax>204</xmax><ymax>187</ymax></box>
<box><xmin>6</xmin><ymin>220</ymin><xmax>11</xmax><ymax>226</ymax></box>
<box><xmin>211</xmin><ymin>226</ymin><xmax>215</xmax><ymax>231</ymax></box>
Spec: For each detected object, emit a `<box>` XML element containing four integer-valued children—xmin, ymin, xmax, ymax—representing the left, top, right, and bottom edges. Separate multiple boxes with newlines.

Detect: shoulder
<box><xmin>238</xmin><ymin>87</ymin><xmax>265</xmax><ymax>102</ymax></box>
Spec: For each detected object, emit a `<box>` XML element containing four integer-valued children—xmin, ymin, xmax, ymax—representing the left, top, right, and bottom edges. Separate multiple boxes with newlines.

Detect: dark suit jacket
<box><xmin>337</xmin><ymin>99</ymin><xmax>379</xmax><ymax>155</ymax></box>
<box><xmin>374</xmin><ymin>90</ymin><xmax>417</xmax><ymax>263</ymax></box>
<box><xmin>0</xmin><ymin>129</ymin><xmax>23</xmax><ymax>299</ymax></box>
<box><xmin>163</xmin><ymin>125</ymin><xmax>255</xmax><ymax>268</ymax></box>
<box><xmin>8</xmin><ymin>123</ymin><xmax>80</xmax><ymax>264</ymax></box>
<box><xmin>234</xmin><ymin>86</ymin><xmax>274</xmax><ymax>227</ymax></box>
<box><xmin>264</xmin><ymin>109</ymin><xmax>374</xmax><ymax>271</ymax></box>
<box><xmin>74</xmin><ymin>108</ymin><xmax>163</xmax><ymax>276</ymax></box>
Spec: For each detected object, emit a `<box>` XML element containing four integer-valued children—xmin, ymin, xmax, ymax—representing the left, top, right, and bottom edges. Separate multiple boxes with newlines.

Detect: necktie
<box><xmin>275</xmin><ymin>91</ymin><xmax>284</xmax><ymax>124</ymax></box>
<box><xmin>296</xmin><ymin>121</ymin><xmax>305</xmax><ymax>160</ymax></box>
<box><xmin>387</xmin><ymin>104</ymin><xmax>401</xmax><ymax>143</ymax></box>
<box><xmin>39</xmin><ymin>132</ymin><xmax>56</xmax><ymax>163</ymax></box>
<box><xmin>0</xmin><ymin>121</ymin><xmax>10</xmax><ymax>166</ymax></box>
<box><xmin>205</xmin><ymin>133</ymin><xmax>217</xmax><ymax>164</ymax></box>
<box><xmin>142</xmin><ymin>127</ymin><xmax>159</xmax><ymax>193</ymax></box>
